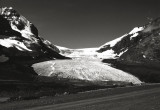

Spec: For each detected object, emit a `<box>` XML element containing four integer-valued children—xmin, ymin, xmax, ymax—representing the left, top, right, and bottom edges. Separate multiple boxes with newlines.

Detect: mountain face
<box><xmin>58</xmin><ymin>17</ymin><xmax>160</xmax><ymax>63</ymax></box>
<box><xmin>57</xmin><ymin>17</ymin><xmax>160</xmax><ymax>83</ymax></box>
<box><xmin>99</xmin><ymin>18</ymin><xmax>160</xmax><ymax>64</ymax></box>
<box><xmin>99</xmin><ymin>18</ymin><xmax>160</xmax><ymax>83</ymax></box>
<box><xmin>0</xmin><ymin>7</ymin><xmax>68</xmax><ymax>81</ymax></box>
<box><xmin>117</xmin><ymin>18</ymin><xmax>160</xmax><ymax>64</ymax></box>
<box><xmin>1</xmin><ymin>7</ymin><xmax>159</xmax><ymax>85</ymax></box>
<box><xmin>0</xmin><ymin>7</ymin><xmax>67</xmax><ymax>63</ymax></box>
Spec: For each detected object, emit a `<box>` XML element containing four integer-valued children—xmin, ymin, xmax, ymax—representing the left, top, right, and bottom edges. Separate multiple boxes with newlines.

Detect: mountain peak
<box><xmin>0</xmin><ymin>7</ymin><xmax>67</xmax><ymax>63</ymax></box>
<box><xmin>0</xmin><ymin>7</ymin><xmax>38</xmax><ymax>39</ymax></box>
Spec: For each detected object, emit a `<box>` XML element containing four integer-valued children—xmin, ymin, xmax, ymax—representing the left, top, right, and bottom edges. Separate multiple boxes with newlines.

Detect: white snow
<box><xmin>130</xmin><ymin>33</ymin><xmax>139</xmax><ymax>40</ymax></box>
<box><xmin>56</xmin><ymin>45</ymin><xmax>69</xmax><ymax>50</ymax></box>
<box><xmin>8</xmin><ymin>7</ymin><xmax>13</xmax><ymax>9</ymax></box>
<box><xmin>48</xmin><ymin>63</ymin><xmax>56</xmax><ymax>76</ymax></box>
<box><xmin>1</xmin><ymin>7</ymin><xmax>7</xmax><ymax>15</ymax></box>
<box><xmin>97</xmin><ymin>49</ymin><xmax>116</xmax><ymax>59</ymax></box>
<box><xmin>75</xmin><ymin>48</ymin><xmax>98</xmax><ymax>56</ymax></box>
<box><xmin>143</xmin><ymin>55</ymin><xmax>146</xmax><ymax>58</ymax></box>
<box><xmin>117</xmin><ymin>49</ymin><xmax>128</xmax><ymax>57</ymax></box>
<box><xmin>58</xmin><ymin>45</ymin><xmax>126</xmax><ymax>59</ymax></box>
<box><xmin>56</xmin><ymin>27</ymin><xmax>145</xmax><ymax>59</ymax></box>
<box><xmin>129</xmin><ymin>27</ymin><xmax>144</xmax><ymax>34</ymax></box>
<box><xmin>128</xmin><ymin>27</ymin><xmax>144</xmax><ymax>40</ymax></box>
<box><xmin>10</xmin><ymin>21</ymin><xmax>36</xmax><ymax>41</ymax></box>
<box><xmin>97</xmin><ymin>48</ymin><xmax>128</xmax><ymax>59</ymax></box>
<box><xmin>33</xmin><ymin>59</ymin><xmax>142</xmax><ymax>84</ymax></box>
<box><xmin>100</xmin><ymin>34</ymin><xmax>128</xmax><ymax>48</ymax></box>
<box><xmin>58</xmin><ymin>46</ymin><xmax>99</xmax><ymax>58</ymax></box>
<box><xmin>0</xmin><ymin>39</ymin><xmax>32</xmax><ymax>51</ymax></box>
<box><xmin>57</xmin><ymin>33</ymin><xmax>130</xmax><ymax>59</ymax></box>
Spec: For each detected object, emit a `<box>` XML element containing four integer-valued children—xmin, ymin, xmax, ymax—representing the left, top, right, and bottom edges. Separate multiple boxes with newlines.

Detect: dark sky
<box><xmin>0</xmin><ymin>0</ymin><xmax>160</xmax><ymax>48</ymax></box>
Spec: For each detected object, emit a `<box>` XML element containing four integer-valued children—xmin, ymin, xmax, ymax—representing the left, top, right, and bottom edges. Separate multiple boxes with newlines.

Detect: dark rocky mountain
<box><xmin>0</xmin><ymin>7</ymin><xmax>159</xmax><ymax>84</ymax></box>
<box><xmin>0</xmin><ymin>7</ymin><xmax>68</xmax><ymax>61</ymax></box>
<box><xmin>100</xmin><ymin>17</ymin><xmax>160</xmax><ymax>82</ymax></box>
<box><xmin>0</xmin><ymin>7</ymin><xmax>69</xmax><ymax>81</ymax></box>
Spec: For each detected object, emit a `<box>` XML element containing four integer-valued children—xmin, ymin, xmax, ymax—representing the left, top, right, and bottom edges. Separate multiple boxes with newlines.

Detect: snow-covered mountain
<box><xmin>56</xmin><ymin>26</ymin><xmax>145</xmax><ymax>59</ymax></box>
<box><xmin>58</xmin><ymin>17</ymin><xmax>160</xmax><ymax>65</ymax></box>
<box><xmin>99</xmin><ymin>17</ymin><xmax>160</xmax><ymax>83</ymax></box>
<box><xmin>0</xmin><ymin>7</ymin><xmax>67</xmax><ymax>64</ymax></box>
<box><xmin>56</xmin><ymin>17</ymin><xmax>160</xmax><ymax>83</ymax></box>
<box><xmin>0</xmin><ymin>7</ymin><xmax>68</xmax><ymax>81</ymax></box>
<box><xmin>1</xmin><ymin>7</ymin><xmax>160</xmax><ymax>85</ymax></box>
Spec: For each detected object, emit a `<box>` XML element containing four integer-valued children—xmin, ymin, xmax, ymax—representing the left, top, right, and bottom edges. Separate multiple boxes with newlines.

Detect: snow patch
<box><xmin>48</xmin><ymin>63</ymin><xmax>56</xmax><ymax>76</ymax></box>
<box><xmin>143</xmin><ymin>55</ymin><xmax>146</xmax><ymax>58</ymax></box>
<box><xmin>129</xmin><ymin>27</ymin><xmax>144</xmax><ymax>40</ymax></box>
<box><xmin>100</xmin><ymin>34</ymin><xmax>128</xmax><ymax>48</ymax></box>
<box><xmin>0</xmin><ymin>39</ymin><xmax>32</xmax><ymax>51</ymax></box>
<box><xmin>129</xmin><ymin>27</ymin><xmax>144</xmax><ymax>34</ymax></box>
<box><xmin>57</xmin><ymin>45</ymin><xmax>123</xmax><ymax>59</ymax></box>
<box><xmin>56</xmin><ymin>45</ymin><xmax>69</xmax><ymax>50</ymax></box>
<box><xmin>97</xmin><ymin>48</ymin><xmax>128</xmax><ymax>59</ymax></box>
<box><xmin>117</xmin><ymin>49</ymin><xmax>128</xmax><ymax>57</ymax></box>
<box><xmin>58</xmin><ymin>47</ymin><xmax>99</xmax><ymax>58</ymax></box>
<box><xmin>130</xmin><ymin>33</ymin><xmax>139</xmax><ymax>40</ymax></box>
<box><xmin>10</xmin><ymin>21</ymin><xmax>37</xmax><ymax>41</ymax></box>
<box><xmin>97</xmin><ymin>49</ymin><xmax>116</xmax><ymax>59</ymax></box>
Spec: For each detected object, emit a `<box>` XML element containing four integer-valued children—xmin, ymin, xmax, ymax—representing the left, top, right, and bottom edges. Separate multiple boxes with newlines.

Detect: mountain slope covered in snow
<box><xmin>57</xmin><ymin>26</ymin><xmax>145</xmax><ymax>59</ymax></box>
<box><xmin>0</xmin><ymin>7</ymin><xmax>68</xmax><ymax>81</ymax></box>
<box><xmin>0</xmin><ymin>7</ymin><xmax>67</xmax><ymax>64</ymax></box>
<box><xmin>56</xmin><ymin>17</ymin><xmax>160</xmax><ymax>83</ymax></box>
<box><xmin>1</xmin><ymin>7</ymin><xmax>160</xmax><ymax>85</ymax></box>
<box><xmin>101</xmin><ymin>17</ymin><xmax>160</xmax><ymax>82</ymax></box>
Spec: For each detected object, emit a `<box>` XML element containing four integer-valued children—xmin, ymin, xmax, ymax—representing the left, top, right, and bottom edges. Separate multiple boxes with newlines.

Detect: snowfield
<box><xmin>57</xmin><ymin>27</ymin><xmax>144</xmax><ymax>59</ymax></box>
<box><xmin>32</xmin><ymin>58</ymin><xmax>141</xmax><ymax>84</ymax></box>
<box><xmin>2</xmin><ymin>7</ymin><xmax>156</xmax><ymax>85</ymax></box>
<box><xmin>0</xmin><ymin>38</ymin><xmax>32</xmax><ymax>51</ymax></box>
<box><xmin>99</xmin><ymin>34</ymin><xmax>128</xmax><ymax>48</ymax></box>
<box><xmin>57</xmin><ymin>46</ymin><xmax>122</xmax><ymax>59</ymax></box>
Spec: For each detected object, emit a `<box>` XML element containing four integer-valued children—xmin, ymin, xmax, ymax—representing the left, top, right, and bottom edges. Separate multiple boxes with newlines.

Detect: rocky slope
<box><xmin>57</xmin><ymin>17</ymin><xmax>160</xmax><ymax>83</ymax></box>
<box><xmin>3</xmin><ymin>7</ymin><xmax>160</xmax><ymax>84</ymax></box>
<box><xmin>0</xmin><ymin>7</ymin><xmax>68</xmax><ymax>81</ymax></box>
<box><xmin>0</xmin><ymin>7</ymin><xmax>67</xmax><ymax>63</ymax></box>
<box><xmin>99</xmin><ymin>17</ymin><xmax>160</xmax><ymax>82</ymax></box>
<box><xmin>58</xmin><ymin>17</ymin><xmax>160</xmax><ymax>63</ymax></box>
<box><xmin>99</xmin><ymin>17</ymin><xmax>160</xmax><ymax>64</ymax></box>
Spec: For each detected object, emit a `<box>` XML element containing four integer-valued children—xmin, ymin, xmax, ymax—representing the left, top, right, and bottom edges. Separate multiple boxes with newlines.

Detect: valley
<box><xmin>0</xmin><ymin>7</ymin><xmax>160</xmax><ymax>110</ymax></box>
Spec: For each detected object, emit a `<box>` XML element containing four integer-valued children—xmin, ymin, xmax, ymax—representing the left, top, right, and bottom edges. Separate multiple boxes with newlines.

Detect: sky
<box><xmin>0</xmin><ymin>0</ymin><xmax>160</xmax><ymax>48</ymax></box>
